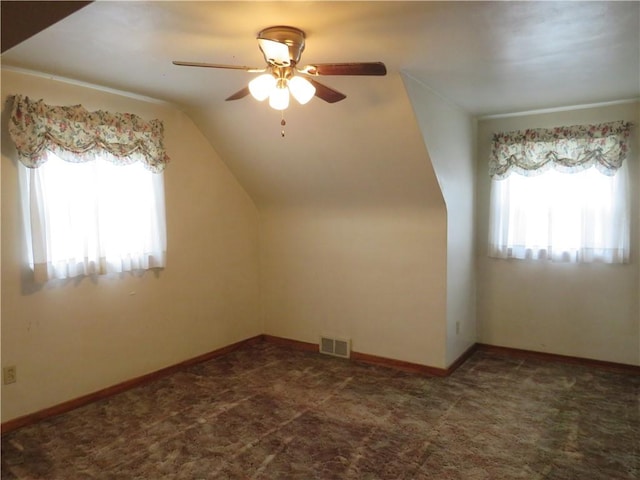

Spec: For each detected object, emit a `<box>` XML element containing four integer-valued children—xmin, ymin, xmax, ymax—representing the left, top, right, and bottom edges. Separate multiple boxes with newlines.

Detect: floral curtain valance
<box><xmin>489</xmin><ymin>121</ymin><xmax>632</xmax><ymax>180</ymax></box>
<box><xmin>8</xmin><ymin>95</ymin><xmax>169</xmax><ymax>172</ymax></box>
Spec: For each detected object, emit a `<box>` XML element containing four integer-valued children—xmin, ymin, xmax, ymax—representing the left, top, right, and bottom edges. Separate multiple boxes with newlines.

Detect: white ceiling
<box><xmin>2</xmin><ymin>1</ymin><xmax>639</xmax><ymax>207</ymax></box>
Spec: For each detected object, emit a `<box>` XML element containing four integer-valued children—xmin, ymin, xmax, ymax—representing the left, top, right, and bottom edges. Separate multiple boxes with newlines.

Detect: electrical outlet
<box><xmin>3</xmin><ymin>366</ymin><xmax>17</xmax><ymax>384</ymax></box>
<box><xmin>455</xmin><ymin>322</ymin><xmax>460</xmax><ymax>335</ymax></box>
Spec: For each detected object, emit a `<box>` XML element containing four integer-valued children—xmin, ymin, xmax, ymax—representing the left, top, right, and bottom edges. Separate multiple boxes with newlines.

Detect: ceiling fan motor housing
<box><xmin>257</xmin><ymin>26</ymin><xmax>306</xmax><ymax>65</ymax></box>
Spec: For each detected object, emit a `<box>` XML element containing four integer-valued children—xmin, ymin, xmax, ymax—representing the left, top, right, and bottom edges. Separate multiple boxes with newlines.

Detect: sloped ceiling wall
<box><xmin>254</xmin><ymin>76</ymin><xmax>449</xmax><ymax>368</ymax></box>
<box><xmin>188</xmin><ymin>73</ymin><xmax>443</xmax><ymax>209</ymax></box>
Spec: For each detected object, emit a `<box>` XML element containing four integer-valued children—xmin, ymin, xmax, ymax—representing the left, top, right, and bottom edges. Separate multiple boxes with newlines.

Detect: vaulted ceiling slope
<box><xmin>2</xmin><ymin>1</ymin><xmax>638</xmax><ymax>208</ymax></box>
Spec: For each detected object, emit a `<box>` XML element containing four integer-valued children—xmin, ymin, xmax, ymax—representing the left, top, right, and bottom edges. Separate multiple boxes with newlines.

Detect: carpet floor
<box><xmin>1</xmin><ymin>342</ymin><xmax>638</xmax><ymax>479</ymax></box>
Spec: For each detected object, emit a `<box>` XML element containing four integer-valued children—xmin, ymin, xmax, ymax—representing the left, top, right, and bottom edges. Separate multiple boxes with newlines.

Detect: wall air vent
<box><xmin>319</xmin><ymin>336</ymin><xmax>351</xmax><ymax>359</ymax></box>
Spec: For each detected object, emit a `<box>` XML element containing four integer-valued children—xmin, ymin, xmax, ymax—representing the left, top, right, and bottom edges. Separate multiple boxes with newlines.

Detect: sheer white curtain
<box><xmin>489</xmin><ymin>163</ymin><xmax>630</xmax><ymax>263</ymax></box>
<box><xmin>19</xmin><ymin>154</ymin><xmax>167</xmax><ymax>282</ymax></box>
<box><xmin>488</xmin><ymin>121</ymin><xmax>632</xmax><ymax>264</ymax></box>
<box><xmin>9</xmin><ymin>95</ymin><xmax>169</xmax><ymax>282</ymax></box>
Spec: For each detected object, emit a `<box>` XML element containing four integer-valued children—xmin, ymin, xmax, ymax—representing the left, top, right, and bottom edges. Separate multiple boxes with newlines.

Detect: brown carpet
<box><xmin>2</xmin><ymin>342</ymin><xmax>638</xmax><ymax>479</ymax></box>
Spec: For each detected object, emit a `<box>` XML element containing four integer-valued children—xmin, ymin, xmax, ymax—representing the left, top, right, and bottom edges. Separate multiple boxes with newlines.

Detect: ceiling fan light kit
<box><xmin>288</xmin><ymin>76</ymin><xmax>316</xmax><ymax>105</ymax></box>
<box><xmin>247</xmin><ymin>65</ymin><xmax>316</xmax><ymax>110</ymax></box>
<box><xmin>173</xmin><ymin>25</ymin><xmax>387</xmax><ymax>133</ymax></box>
<box><xmin>248</xmin><ymin>74</ymin><xmax>276</xmax><ymax>101</ymax></box>
<box><xmin>269</xmin><ymin>79</ymin><xmax>290</xmax><ymax>110</ymax></box>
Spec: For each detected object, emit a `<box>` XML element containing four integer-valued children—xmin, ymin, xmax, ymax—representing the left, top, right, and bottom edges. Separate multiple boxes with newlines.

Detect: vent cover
<box><xmin>319</xmin><ymin>336</ymin><xmax>351</xmax><ymax>359</ymax></box>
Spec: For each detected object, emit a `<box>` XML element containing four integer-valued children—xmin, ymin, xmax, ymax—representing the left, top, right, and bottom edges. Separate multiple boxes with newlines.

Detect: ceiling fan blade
<box><xmin>299</xmin><ymin>62</ymin><xmax>387</xmax><ymax>76</ymax></box>
<box><xmin>307</xmin><ymin>78</ymin><xmax>346</xmax><ymax>103</ymax></box>
<box><xmin>173</xmin><ymin>61</ymin><xmax>265</xmax><ymax>73</ymax></box>
<box><xmin>225</xmin><ymin>87</ymin><xmax>251</xmax><ymax>101</ymax></box>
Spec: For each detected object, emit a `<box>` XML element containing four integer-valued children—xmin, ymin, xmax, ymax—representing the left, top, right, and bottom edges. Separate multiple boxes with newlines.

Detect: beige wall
<box><xmin>1</xmin><ymin>70</ymin><xmax>261</xmax><ymax>422</ymax></box>
<box><xmin>403</xmin><ymin>74</ymin><xmax>477</xmax><ymax>367</ymax></box>
<box><xmin>260</xmin><ymin>206</ymin><xmax>448</xmax><ymax>367</ymax></box>
<box><xmin>476</xmin><ymin>102</ymin><xmax>640</xmax><ymax>366</ymax></box>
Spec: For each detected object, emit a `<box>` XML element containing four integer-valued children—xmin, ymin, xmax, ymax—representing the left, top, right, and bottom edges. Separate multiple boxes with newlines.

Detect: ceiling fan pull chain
<box><xmin>281</xmin><ymin>113</ymin><xmax>286</xmax><ymax>138</ymax></box>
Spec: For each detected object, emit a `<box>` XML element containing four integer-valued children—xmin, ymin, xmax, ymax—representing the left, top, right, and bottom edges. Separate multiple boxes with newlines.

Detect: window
<box><xmin>19</xmin><ymin>154</ymin><xmax>166</xmax><ymax>281</ymax></box>
<box><xmin>488</xmin><ymin>121</ymin><xmax>632</xmax><ymax>264</ymax></box>
<box><xmin>9</xmin><ymin>95</ymin><xmax>169</xmax><ymax>282</ymax></box>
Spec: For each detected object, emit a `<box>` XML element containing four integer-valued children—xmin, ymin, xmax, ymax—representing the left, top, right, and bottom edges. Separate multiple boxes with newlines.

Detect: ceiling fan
<box><xmin>172</xmin><ymin>26</ymin><xmax>387</xmax><ymax>111</ymax></box>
